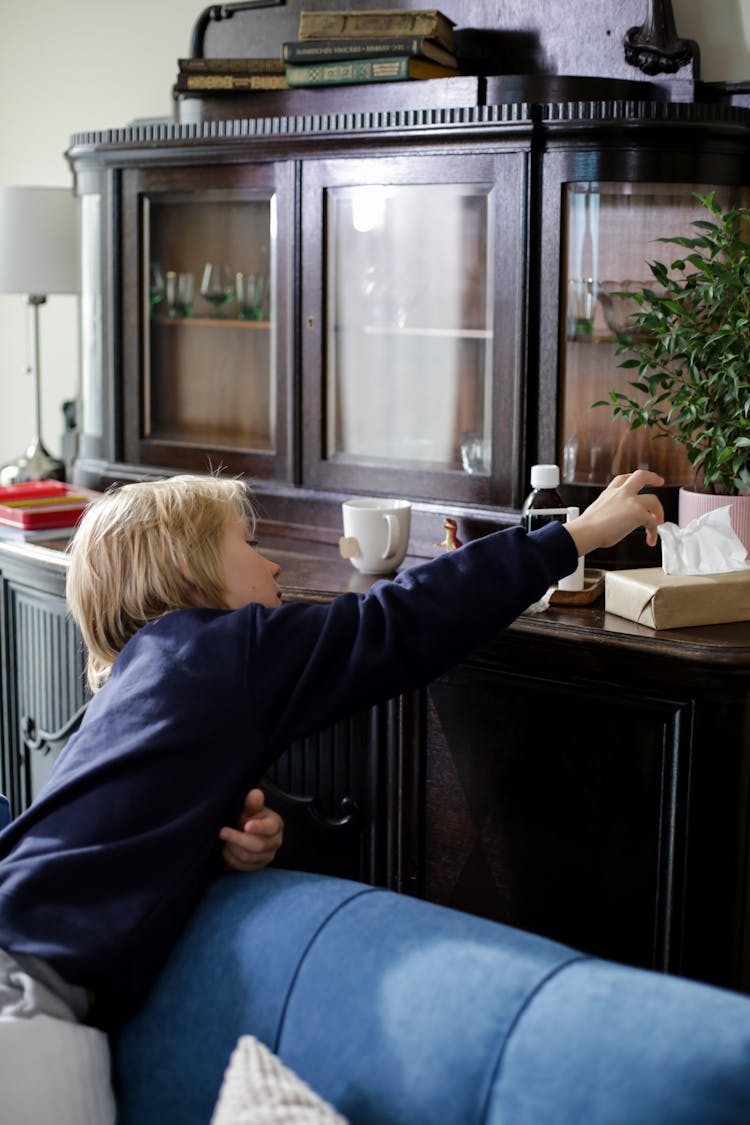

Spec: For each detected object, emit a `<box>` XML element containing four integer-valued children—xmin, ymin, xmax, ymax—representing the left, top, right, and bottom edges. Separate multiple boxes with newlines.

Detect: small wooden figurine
<box><xmin>436</xmin><ymin>517</ymin><xmax>463</xmax><ymax>551</ymax></box>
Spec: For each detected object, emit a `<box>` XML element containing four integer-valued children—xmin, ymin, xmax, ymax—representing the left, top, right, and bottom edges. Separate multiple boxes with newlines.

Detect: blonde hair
<box><xmin>66</xmin><ymin>474</ymin><xmax>255</xmax><ymax>692</ymax></box>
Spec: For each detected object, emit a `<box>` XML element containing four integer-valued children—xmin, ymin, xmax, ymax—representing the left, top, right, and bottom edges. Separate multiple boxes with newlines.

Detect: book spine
<box><xmin>0</xmin><ymin>524</ymin><xmax>83</xmax><ymax>541</ymax></box>
<box><xmin>178</xmin><ymin>57</ymin><xmax>286</xmax><ymax>75</ymax></box>
<box><xmin>283</xmin><ymin>36</ymin><xmax>451</xmax><ymax>65</ymax></box>
<box><xmin>285</xmin><ymin>56</ymin><xmax>410</xmax><ymax>88</ymax></box>
<box><xmin>178</xmin><ymin>74</ymin><xmax>288</xmax><ymax>91</ymax></box>
<box><xmin>298</xmin><ymin>13</ymin><xmax>450</xmax><ymax>44</ymax></box>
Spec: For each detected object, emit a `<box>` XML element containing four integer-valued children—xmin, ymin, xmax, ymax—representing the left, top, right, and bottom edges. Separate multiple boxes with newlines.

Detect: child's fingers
<box><xmin>237</xmin><ymin>787</ymin><xmax>266</xmax><ymax>817</ymax></box>
<box><xmin>240</xmin><ymin>804</ymin><xmax>284</xmax><ymax>837</ymax></box>
<box><xmin>220</xmin><ymin>810</ymin><xmax>283</xmax><ymax>846</ymax></box>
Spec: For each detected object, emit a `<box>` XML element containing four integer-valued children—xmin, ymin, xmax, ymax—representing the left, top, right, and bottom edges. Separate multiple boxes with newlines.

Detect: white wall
<box><xmin>0</xmin><ymin>0</ymin><xmax>198</xmax><ymax>469</ymax></box>
<box><xmin>0</xmin><ymin>0</ymin><xmax>748</xmax><ymax>469</ymax></box>
<box><xmin>676</xmin><ymin>0</ymin><xmax>750</xmax><ymax>78</ymax></box>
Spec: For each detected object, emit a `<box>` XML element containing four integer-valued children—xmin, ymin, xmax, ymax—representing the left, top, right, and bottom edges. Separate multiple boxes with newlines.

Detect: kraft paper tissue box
<box><xmin>605</xmin><ymin>566</ymin><xmax>750</xmax><ymax>629</ymax></box>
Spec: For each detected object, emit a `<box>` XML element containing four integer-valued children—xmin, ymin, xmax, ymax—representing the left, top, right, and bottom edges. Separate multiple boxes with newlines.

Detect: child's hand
<box><xmin>219</xmin><ymin>788</ymin><xmax>284</xmax><ymax>873</ymax></box>
<box><xmin>564</xmin><ymin>470</ymin><xmax>666</xmax><ymax>556</ymax></box>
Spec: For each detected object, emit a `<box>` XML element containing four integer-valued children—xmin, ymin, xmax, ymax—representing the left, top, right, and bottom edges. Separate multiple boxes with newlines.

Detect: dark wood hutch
<box><xmin>4</xmin><ymin>0</ymin><xmax>750</xmax><ymax>996</ymax></box>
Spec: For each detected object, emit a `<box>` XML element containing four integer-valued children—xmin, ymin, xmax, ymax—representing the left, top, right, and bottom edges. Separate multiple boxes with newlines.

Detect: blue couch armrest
<box><xmin>114</xmin><ymin>869</ymin><xmax>750</xmax><ymax>1124</ymax></box>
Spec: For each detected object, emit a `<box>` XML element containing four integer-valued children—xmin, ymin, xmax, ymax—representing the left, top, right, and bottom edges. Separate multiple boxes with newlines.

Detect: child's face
<box><xmin>219</xmin><ymin>516</ymin><xmax>283</xmax><ymax>610</ymax></box>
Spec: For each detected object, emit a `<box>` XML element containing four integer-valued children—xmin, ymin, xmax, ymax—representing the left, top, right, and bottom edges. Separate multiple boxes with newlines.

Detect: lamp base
<box><xmin>0</xmin><ymin>438</ymin><xmax>65</xmax><ymax>486</ymax></box>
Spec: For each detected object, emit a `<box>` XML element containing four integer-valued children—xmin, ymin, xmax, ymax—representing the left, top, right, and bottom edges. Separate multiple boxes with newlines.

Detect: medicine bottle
<box><xmin>521</xmin><ymin>464</ymin><xmax>567</xmax><ymax>533</ymax></box>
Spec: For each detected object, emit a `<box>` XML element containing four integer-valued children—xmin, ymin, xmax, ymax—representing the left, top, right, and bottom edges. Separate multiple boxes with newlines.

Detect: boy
<box><xmin>0</xmin><ymin>469</ymin><xmax>664</xmax><ymax>1121</ymax></box>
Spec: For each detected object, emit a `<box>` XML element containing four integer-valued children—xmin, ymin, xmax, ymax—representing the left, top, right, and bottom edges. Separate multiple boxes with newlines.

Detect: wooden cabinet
<box><xmin>68</xmin><ymin>100</ymin><xmax>538</xmax><ymax>524</ymax></box>
<box><xmin>0</xmin><ymin>544</ymin><xmax>88</xmax><ymax>817</ymax></box>
<box><xmin>7</xmin><ymin>9</ymin><xmax>750</xmax><ymax>996</ymax></box>
<box><xmin>0</xmin><ymin>541</ymin><xmax>412</xmax><ymax>893</ymax></box>
<box><xmin>67</xmin><ymin>92</ymin><xmax>750</xmax><ymax>567</ymax></box>
<box><xmin>4</xmin><ymin>537</ymin><xmax>750</xmax><ymax>998</ymax></box>
<box><xmin>421</xmin><ymin>616</ymin><xmax>750</xmax><ymax>993</ymax></box>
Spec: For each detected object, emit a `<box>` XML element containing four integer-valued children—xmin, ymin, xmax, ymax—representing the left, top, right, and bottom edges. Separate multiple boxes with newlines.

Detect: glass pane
<box><xmin>80</xmin><ymin>193</ymin><xmax>102</xmax><ymax>440</ymax></box>
<box><xmin>145</xmin><ymin>192</ymin><xmax>276</xmax><ymax>452</ymax></box>
<box><xmin>325</xmin><ymin>183</ymin><xmax>493</xmax><ymax>475</ymax></box>
<box><xmin>560</xmin><ymin>182</ymin><xmax>750</xmax><ymax>487</ymax></box>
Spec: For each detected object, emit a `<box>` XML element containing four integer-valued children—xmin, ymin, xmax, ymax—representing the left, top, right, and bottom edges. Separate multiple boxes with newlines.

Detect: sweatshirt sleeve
<box><xmin>246</xmin><ymin>520</ymin><xmax>577</xmax><ymax>749</ymax></box>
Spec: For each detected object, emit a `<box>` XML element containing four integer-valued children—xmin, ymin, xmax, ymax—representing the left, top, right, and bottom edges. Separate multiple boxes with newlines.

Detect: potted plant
<box><xmin>595</xmin><ymin>191</ymin><xmax>750</xmax><ymax>550</ymax></box>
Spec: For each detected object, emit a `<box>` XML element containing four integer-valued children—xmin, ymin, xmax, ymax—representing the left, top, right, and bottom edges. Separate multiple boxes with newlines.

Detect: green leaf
<box><xmin>649</xmin><ymin>261</ymin><xmax>669</xmax><ymax>285</ymax></box>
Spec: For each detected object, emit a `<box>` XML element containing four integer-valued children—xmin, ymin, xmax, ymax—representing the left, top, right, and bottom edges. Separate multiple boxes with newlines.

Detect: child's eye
<box><xmin>247</xmin><ymin>537</ymin><xmax>259</xmax><ymax>548</ymax></box>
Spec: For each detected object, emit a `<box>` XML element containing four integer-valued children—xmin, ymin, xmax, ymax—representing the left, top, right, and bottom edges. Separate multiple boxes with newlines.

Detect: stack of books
<box><xmin>175</xmin><ymin>57</ymin><xmax>288</xmax><ymax>93</ymax></box>
<box><xmin>283</xmin><ymin>8</ymin><xmax>460</xmax><ymax>88</ymax></box>
<box><xmin>0</xmin><ymin>481</ymin><xmax>99</xmax><ymax>543</ymax></box>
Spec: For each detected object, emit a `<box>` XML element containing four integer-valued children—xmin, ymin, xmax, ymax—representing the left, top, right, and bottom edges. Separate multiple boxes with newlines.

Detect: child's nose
<box><xmin>267</xmin><ymin>557</ymin><xmax>281</xmax><ymax>578</ymax></box>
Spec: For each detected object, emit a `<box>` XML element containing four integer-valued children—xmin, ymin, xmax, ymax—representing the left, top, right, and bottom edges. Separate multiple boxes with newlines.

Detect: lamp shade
<box><xmin>0</xmin><ymin>186</ymin><xmax>78</xmax><ymax>296</ymax></box>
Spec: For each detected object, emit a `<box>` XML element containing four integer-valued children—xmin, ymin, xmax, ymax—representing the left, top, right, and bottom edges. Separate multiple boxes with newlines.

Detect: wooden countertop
<box><xmin>266</xmin><ymin>534</ymin><xmax>750</xmax><ymax>671</ymax></box>
<box><xmin>2</xmin><ymin>531</ymin><xmax>750</xmax><ymax>672</ymax></box>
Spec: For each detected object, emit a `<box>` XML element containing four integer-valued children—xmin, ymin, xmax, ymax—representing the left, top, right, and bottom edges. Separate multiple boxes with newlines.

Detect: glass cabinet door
<box><xmin>559</xmin><ymin>181</ymin><xmax>750</xmax><ymax>488</ymax></box>
<box><xmin>301</xmin><ymin>153</ymin><xmax>527</xmax><ymax>506</ymax></box>
<box><xmin>121</xmin><ymin>163</ymin><xmax>292</xmax><ymax>480</ymax></box>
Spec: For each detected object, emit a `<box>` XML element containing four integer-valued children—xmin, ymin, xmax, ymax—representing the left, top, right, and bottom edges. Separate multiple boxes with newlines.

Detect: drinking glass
<box><xmin>200</xmin><ymin>263</ymin><xmax>235</xmax><ymax>317</ymax></box>
<box><xmin>566</xmin><ymin>277</ymin><xmax>596</xmax><ymax>338</ymax></box>
<box><xmin>459</xmin><ymin>430</ymin><xmax>489</xmax><ymax>474</ymax></box>
<box><xmin>235</xmin><ymin>272</ymin><xmax>265</xmax><ymax>320</ymax></box>
<box><xmin>166</xmin><ymin>271</ymin><xmax>194</xmax><ymax>318</ymax></box>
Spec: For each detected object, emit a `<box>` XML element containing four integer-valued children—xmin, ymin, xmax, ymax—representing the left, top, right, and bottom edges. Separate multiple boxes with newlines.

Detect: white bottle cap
<box><xmin>530</xmin><ymin>464</ymin><xmax>560</xmax><ymax>489</ymax></box>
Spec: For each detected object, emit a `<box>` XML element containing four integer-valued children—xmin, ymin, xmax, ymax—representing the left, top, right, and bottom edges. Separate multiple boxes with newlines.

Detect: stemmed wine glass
<box><xmin>200</xmin><ymin>263</ymin><xmax>235</xmax><ymax>318</ymax></box>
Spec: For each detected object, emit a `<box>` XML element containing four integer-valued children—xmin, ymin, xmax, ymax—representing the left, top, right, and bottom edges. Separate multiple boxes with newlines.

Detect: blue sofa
<box><xmin>4</xmin><ymin>794</ymin><xmax>750</xmax><ymax>1122</ymax></box>
<box><xmin>114</xmin><ymin>868</ymin><xmax>750</xmax><ymax>1124</ymax></box>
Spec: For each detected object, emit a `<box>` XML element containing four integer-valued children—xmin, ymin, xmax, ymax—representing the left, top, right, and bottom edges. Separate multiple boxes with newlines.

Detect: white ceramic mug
<box><xmin>340</xmin><ymin>498</ymin><xmax>412</xmax><ymax>575</ymax></box>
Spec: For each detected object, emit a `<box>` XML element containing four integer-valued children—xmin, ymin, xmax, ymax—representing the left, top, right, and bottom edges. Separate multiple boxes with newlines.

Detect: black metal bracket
<box><xmin>624</xmin><ymin>0</ymin><xmax>697</xmax><ymax>76</ymax></box>
<box><xmin>189</xmin><ymin>0</ymin><xmax>285</xmax><ymax>59</ymax></box>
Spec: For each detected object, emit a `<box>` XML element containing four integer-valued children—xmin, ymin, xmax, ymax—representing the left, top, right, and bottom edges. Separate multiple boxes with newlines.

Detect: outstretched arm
<box><xmin>219</xmin><ymin>788</ymin><xmax>284</xmax><ymax>873</ymax></box>
<box><xmin>239</xmin><ymin>470</ymin><xmax>665</xmax><ymax>752</ymax></box>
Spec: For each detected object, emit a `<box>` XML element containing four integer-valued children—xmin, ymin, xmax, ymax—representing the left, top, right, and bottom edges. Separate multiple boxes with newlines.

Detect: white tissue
<box><xmin>658</xmin><ymin>505</ymin><xmax>748</xmax><ymax>575</ymax></box>
<box><xmin>523</xmin><ymin>586</ymin><xmax>554</xmax><ymax>615</ymax></box>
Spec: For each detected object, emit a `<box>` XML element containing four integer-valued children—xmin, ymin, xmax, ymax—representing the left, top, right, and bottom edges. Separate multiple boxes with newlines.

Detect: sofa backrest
<box><xmin>115</xmin><ymin>867</ymin><xmax>750</xmax><ymax>1125</ymax></box>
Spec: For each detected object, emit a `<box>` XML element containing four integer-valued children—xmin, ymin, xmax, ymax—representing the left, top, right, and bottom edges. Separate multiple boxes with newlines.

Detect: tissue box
<box><xmin>605</xmin><ymin>566</ymin><xmax>750</xmax><ymax>629</ymax></box>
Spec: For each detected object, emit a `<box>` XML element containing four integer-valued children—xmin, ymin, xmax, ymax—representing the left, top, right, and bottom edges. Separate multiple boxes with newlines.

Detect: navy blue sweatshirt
<box><xmin>0</xmin><ymin>522</ymin><xmax>576</xmax><ymax>1025</ymax></box>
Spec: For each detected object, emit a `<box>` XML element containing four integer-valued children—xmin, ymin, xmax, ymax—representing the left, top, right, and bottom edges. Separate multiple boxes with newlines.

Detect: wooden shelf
<box><xmin>151</xmin><ymin>315</ymin><xmax>271</xmax><ymax>329</ymax></box>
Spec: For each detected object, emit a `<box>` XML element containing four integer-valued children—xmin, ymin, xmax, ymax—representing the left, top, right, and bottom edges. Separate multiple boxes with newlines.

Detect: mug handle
<box><xmin>382</xmin><ymin>513</ymin><xmax>400</xmax><ymax>561</ymax></box>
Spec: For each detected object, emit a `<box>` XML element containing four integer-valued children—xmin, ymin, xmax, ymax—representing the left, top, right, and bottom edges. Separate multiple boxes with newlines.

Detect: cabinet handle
<box><xmin>261</xmin><ymin>775</ymin><xmax>361</xmax><ymax>830</ymax></box>
<box><xmin>306</xmin><ymin>317</ymin><xmax>314</xmax><ymax>330</ymax></box>
<box><xmin>22</xmin><ymin>702</ymin><xmax>89</xmax><ymax>756</ymax></box>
